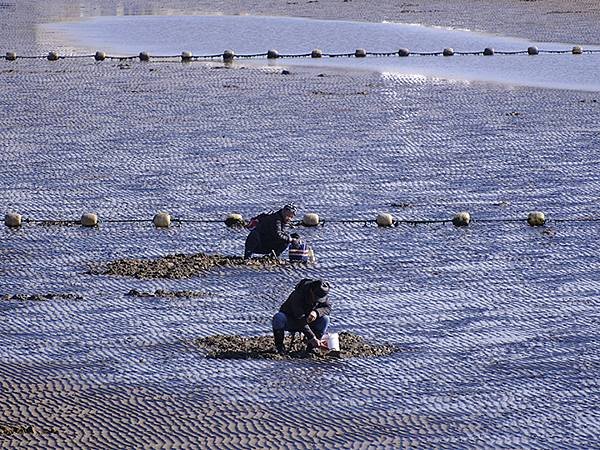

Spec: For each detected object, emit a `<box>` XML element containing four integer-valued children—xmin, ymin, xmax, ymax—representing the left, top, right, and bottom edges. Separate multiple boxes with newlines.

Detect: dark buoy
<box><xmin>223</xmin><ymin>49</ymin><xmax>235</xmax><ymax>62</ymax></box>
<box><xmin>139</xmin><ymin>51</ymin><xmax>150</xmax><ymax>62</ymax></box>
<box><xmin>483</xmin><ymin>47</ymin><xmax>494</xmax><ymax>56</ymax></box>
<box><xmin>527</xmin><ymin>211</ymin><xmax>545</xmax><ymax>227</ymax></box>
<box><xmin>6</xmin><ymin>51</ymin><xmax>17</xmax><ymax>61</ymax></box>
<box><xmin>267</xmin><ymin>49</ymin><xmax>279</xmax><ymax>59</ymax></box>
<box><xmin>181</xmin><ymin>51</ymin><xmax>193</xmax><ymax>62</ymax></box>
<box><xmin>355</xmin><ymin>48</ymin><xmax>367</xmax><ymax>58</ymax></box>
<box><xmin>527</xmin><ymin>46</ymin><xmax>539</xmax><ymax>55</ymax></box>
<box><xmin>398</xmin><ymin>48</ymin><xmax>410</xmax><ymax>57</ymax></box>
<box><xmin>311</xmin><ymin>49</ymin><xmax>323</xmax><ymax>58</ymax></box>
<box><xmin>5</xmin><ymin>213</ymin><xmax>22</xmax><ymax>228</ymax></box>
<box><xmin>47</xmin><ymin>51</ymin><xmax>59</xmax><ymax>61</ymax></box>
<box><xmin>443</xmin><ymin>48</ymin><xmax>454</xmax><ymax>57</ymax></box>
<box><xmin>81</xmin><ymin>213</ymin><xmax>98</xmax><ymax>227</ymax></box>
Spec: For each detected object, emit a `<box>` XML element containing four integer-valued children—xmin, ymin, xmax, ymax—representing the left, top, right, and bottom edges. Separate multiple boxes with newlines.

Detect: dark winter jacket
<box><xmin>254</xmin><ymin>209</ymin><xmax>291</xmax><ymax>250</ymax></box>
<box><xmin>279</xmin><ymin>279</ymin><xmax>332</xmax><ymax>340</ymax></box>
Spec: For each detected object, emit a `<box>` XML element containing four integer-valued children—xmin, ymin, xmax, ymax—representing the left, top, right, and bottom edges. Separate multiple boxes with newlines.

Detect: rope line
<box><xmin>5</xmin><ymin>215</ymin><xmax>600</xmax><ymax>227</ymax></box>
<box><xmin>2</xmin><ymin>47</ymin><xmax>597</xmax><ymax>62</ymax></box>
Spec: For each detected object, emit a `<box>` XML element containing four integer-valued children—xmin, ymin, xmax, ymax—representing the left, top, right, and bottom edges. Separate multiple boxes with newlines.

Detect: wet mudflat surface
<box><xmin>1</xmin><ymin>1</ymin><xmax>600</xmax><ymax>449</ymax></box>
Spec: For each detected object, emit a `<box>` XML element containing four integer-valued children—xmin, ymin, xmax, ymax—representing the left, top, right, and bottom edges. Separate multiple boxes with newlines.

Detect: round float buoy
<box><xmin>452</xmin><ymin>211</ymin><xmax>471</xmax><ymax>227</ymax></box>
<box><xmin>224</xmin><ymin>213</ymin><xmax>245</xmax><ymax>228</ymax></box>
<box><xmin>181</xmin><ymin>51</ymin><xmax>193</xmax><ymax>62</ymax></box>
<box><xmin>5</xmin><ymin>51</ymin><xmax>16</xmax><ymax>61</ymax></box>
<box><xmin>527</xmin><ymin>211</ymin><xmax>545</xmax><ymax>227</ymax></box>
<box><xmin>443</xmin><ymin>48</ymin><xmax>454</xmax><ymax>56</ymax></box>
<box><xmin>355</xmin><ymin>48</ymin><xmax>367</xmax><ymax>58</ymax></box>
<box><xmin>223</xmin><ymin>49</ymin><xmax>235</xmax><ymax>62</ymax></box>
<box><xmin>376</xmin><ymin>213</ymin><xmax>394</xmax><ymax>227</ymax></box>
<box><xmin>302</xmin><ymin>213</ymin><xmax>320</xmax><ymax>227</ymax></box>
<box><xmin>398</xmin><ymin>48</ymin><xmax>410</xmax><ymax>57</ymax></box>
<box><xmin>47</xmin><ymin>51</ymin><xmax>59</xmax><ymax>61</ymax></box>
<box><xmin>5</xmin><ymin>212</ymin><xmax>21</xmax><ymax>228</ymax></box>
<box><xmin>483</xmin><ymin>47</ymin><xmax>494</xmax><ymax>56</ymax></box>
<box><xmin>267</xmin><ymin>49</ymin><xmax>279</xmax><ymax>59</ymax></box>
<box><xmin>139</xmin><ymin>51</ymin><xmax>150</xmax><ymax>62</ymax></box>
<box><xmin>572</xmin><ymin>46</ymin><xmax>583</xmax><ymax>55</ymax></box>
<box><xmin>94</xmin><ymin>51</ymin><xmax>106</xmax><ymax>61</ymax></box>
<box><xmin>153</xmin><ymin>212</ymin><xmax>171</xmax><ymax>228</ymax></box>
<box><xmin>81</xmin><ymin>212</ymin><xmax>98</xmax><ymax>227</ymax></box>
<box><xmin>527</xmin><ymin>46</ymin><xmax>539</xmax><ymax>55</ymax></box>
<box><xmin>311</xmin><ymin>49</ymin><xmax>323</xmax><ymax>58</ymax></box>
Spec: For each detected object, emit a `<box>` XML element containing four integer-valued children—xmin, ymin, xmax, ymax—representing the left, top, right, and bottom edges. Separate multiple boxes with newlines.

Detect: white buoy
<box><xmin>47</xmin><ymin>51</ymin><xmax>59</xmax><ymax>61</ymax></box>
<box><xmin>452</xmin><ymin>211</ymin><xmax>471</xmax><ymax>227</ymax></box>
<box><xmin>483</xmin><ymin>47</ymin><xmax>494</xmax><ymax>56</ymax></box>
<box><xmin>94</xmin><ymin>51</ymin><xmax>106</xmax><ymax>61</ymax></box>
<box><xmin>398</xmin><ymin>48</ymin><xmax>410</xmax><ymax>57</ymax></box>
<box><xmin>443</xmin><ymin>48</ymin><xmax>454</xmax><ymax>56</ymax></box>
<box><xmin>153</xmin><ymin>212</ymin><xmax>171</xmax><ymax>228</ymax></box>
<box><xmin>302</xmin><ymin>213</ymin><xmax>320</xmax><ymax>227</ymax></box>
<box><xmin>527</xmin><ymin>211</ymin><xmax>545</xmax><ymax>227</ymax></box>
<box><xmin>223</xmin><ymin>49</ymin><xmax>235</xmax><ymax>62</ymax></box>
<box><xmin>376</xmin><ymin>213</ymin><xmax>394</xmax><ymax>227</ymax></box>
<box><xmin>528</xmin><ymin>46</ymin><xmax>539</xmax><ymax>55</ymax></box>
<box><xmin>572</xmin><ymin>46</ymin><xmax>583</xmax><ymax>55</ymax></box>
<box><xmin>181</xmin><ymin>51</ymin><xmax>193</xmax><ymax>62</ymax></box>
<box><xmin>5</xmin><ymin>212</ymin><xmax>21</xmax><ymax>228</ymax></box>
<box><xmin>355</xmin><ymin>48</ymin><xmax>367</xmax><ymax>58</ymax></box>
<box><xmin>267</xmin><ymin>49</ymin><xmax>279</xmax><ymax>59</ymax></box>
<box><xmin>6</xmin><ymin>51</ymin><xmax>16</xmax><ymax>61</ymax></box>
<box><xmin>139</xmin><ymin>51</ymin><xmax>150</xmax><ymax>62</ymax></box>
<box><xmin>81</xmin><ymin>213</ymin><xmax>98</xmax><ymax>227</ymax></box>
<box><xmin>311</xmin><ymin>49</ymin><xmax>323</xmax><ymax>58</ymax></box>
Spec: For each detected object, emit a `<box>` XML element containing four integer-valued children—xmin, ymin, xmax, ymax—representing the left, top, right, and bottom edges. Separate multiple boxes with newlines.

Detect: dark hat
<box><xmin>310</xmin><ymin>280</ymin><xmax>330</xmax><ymax>299</ymax></box>
<box><xmin>282</xmin><ymin>204</ymin><xmax>297</xmax><ymax>215</ymax></box>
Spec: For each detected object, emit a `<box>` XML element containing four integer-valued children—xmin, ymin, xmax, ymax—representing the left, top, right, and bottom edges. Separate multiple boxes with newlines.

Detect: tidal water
<box><xmin>41</xmin><ymin>14</ymin><xmax>600</xmax><ymax>91</ymax></box>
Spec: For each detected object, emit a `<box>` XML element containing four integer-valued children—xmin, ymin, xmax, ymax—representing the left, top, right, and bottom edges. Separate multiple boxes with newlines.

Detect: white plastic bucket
<box><xmin>324</xmin><ymin>333</ymin><xmax>340</xmax><ymax>351</ymax></box>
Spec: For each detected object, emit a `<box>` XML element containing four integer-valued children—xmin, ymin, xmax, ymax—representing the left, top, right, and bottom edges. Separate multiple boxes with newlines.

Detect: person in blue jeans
<box><xmin>272</xmin><ymin>279</ymin><xmax>331</xmax><ymax>355</ymax></box>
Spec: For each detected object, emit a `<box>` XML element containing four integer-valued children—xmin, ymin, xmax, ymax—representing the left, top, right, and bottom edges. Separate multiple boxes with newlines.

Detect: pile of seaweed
<box><xmin>91</xmin><ymin>253</ymin><xmax>288</xmax><ymax>279</ymax></box>
<box><xmin>193</xmin><ymin>332</ymin><xmax>396</xmax><ymax>360</ymax></box>
<box><xmin>126</xmin><ymin>289</ymin><xmax>211</xmax><ymax>298</ymax></box>
<box><xmin>0</xmin><ymin>423</ymin><xmax>57</xmax><ymax>436</ymax></box>
<box><xmin>2</xmin><ymin>293</ymin><xmax>83</xmax><ymax>301</ymax></box>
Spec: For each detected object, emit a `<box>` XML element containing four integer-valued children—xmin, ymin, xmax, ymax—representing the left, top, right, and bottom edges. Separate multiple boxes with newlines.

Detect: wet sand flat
<box><xmin>1</xmin><ymin>1</ymin><xmax>600</xmax><ymax>449</ymax></box>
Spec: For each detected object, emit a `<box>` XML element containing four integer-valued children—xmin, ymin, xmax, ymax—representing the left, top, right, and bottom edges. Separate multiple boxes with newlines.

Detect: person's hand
<box><xmin>307</xmin><ymin>311</ymin><xmax>317</xmax><ymax>323</ymax></box>
<box><xmin>308</xmin><ymin>337</ymin><xmax>320</xmax><ymax>349</ymax></box>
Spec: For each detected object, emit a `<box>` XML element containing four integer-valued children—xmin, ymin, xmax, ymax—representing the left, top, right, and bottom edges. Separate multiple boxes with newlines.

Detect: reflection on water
<box><xmin>42</xmin><ymin>15</ymin><xmax>600</xmax><ymax>91</ymax></box>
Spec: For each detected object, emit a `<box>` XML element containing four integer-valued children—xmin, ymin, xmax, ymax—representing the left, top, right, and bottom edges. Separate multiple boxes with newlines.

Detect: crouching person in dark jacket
<box><xmin>272</xmin><ymin>279</ymin><xmax>331</xmax><ymax>355</ymax></box>
<box><xmin>244</xmin><ymin>204</ymin><xmax>297</xmax><ymax>259</ymax></box>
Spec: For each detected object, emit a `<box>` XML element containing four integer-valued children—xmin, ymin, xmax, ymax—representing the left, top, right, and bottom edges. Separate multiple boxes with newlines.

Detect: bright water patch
<box><xmin>42</xmin><ymin>15</ymin><xmax>600</xmax><ymax>91</ymax></box>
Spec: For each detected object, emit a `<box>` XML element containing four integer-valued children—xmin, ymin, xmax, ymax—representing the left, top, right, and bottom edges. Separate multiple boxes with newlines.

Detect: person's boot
<box><xmin>273</xmin><ymin>330</ymin><xmax>286</xmax><ymax>355</ymax></box>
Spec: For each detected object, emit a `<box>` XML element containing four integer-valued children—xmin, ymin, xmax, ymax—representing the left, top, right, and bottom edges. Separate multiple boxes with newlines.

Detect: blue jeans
<box><xmin>272</xmin><ymin>311</ymin><xmax>330</xmax><ymax>339</ymax></box>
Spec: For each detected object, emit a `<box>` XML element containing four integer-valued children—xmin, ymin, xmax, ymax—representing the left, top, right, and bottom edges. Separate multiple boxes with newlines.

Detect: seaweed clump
<box><xmin>92</xmin><ymin>253</ymin><xmax>288</xmax><ymax>279</ymax></box>
<box><xmin>193</xmin><ymin>332</ymin><xmax>396</xmax><ymax>360</ymax></box>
